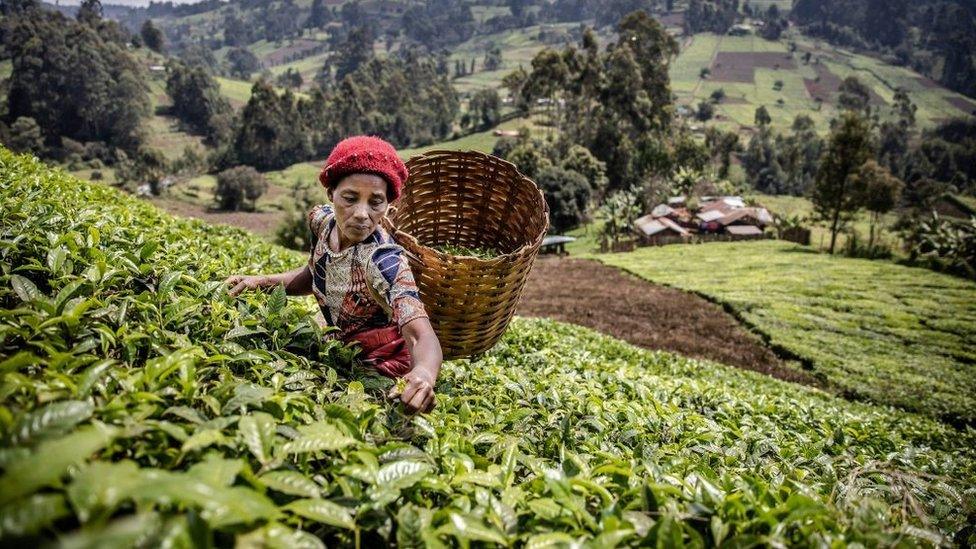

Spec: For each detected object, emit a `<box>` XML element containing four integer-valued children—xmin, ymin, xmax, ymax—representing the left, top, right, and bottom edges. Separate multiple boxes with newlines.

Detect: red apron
<box><xmin>347</xmin><ymin>325</ymin><xmax>412</xmax><ymax>378</ymax></box>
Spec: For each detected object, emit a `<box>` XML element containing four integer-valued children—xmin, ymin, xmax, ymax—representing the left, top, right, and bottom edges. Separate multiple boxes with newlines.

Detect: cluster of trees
<box><xmin>165</xmin><ymin>61</ymin><xmax>232</xmax><ymax>144</ymax></box>
<box><xmin>401</xmin><ymin>0</ymin><xmax>476</xmax><ymax>49</ymax></box>
<box><xmin>492</xmin><ymin>131</ymin><xmax>608</xmax><ymax>233</ymax></box>
<box><xmin>685</xmin><ymin>0</ymin><xmax>740</xmax><ymax>34</ymax></box>
<box><xmin>215</xmin><ymin>50</ymin><xmax>458</xmax><ymax>172</ymax></box>
<box><xmin>742</xmin><ymin>114</ymin><xmax>824</xmax><ymax>196</ymax></box>
<box><xmin>1</xmin><ymin>0</ymin><xmax>149</xmax><ymax>163</ymax></box>
<box><xmin>509</xmin><ymin>12</ymin><xmax>711</xmax><ymax>211</ymax></box>
<box><xmin>791</xmin><ymin>0</ymin><xmax>976</xmax><ymax>98</ymax></box>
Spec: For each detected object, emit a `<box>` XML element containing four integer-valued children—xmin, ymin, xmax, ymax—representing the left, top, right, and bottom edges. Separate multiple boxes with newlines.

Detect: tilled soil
<box><xmin>517</xmin><ymin>256</ymin><xmax>819</xmax><ymax>385</ymax></box>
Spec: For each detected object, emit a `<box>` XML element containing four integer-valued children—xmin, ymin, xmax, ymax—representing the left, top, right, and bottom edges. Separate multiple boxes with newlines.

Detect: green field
<box><xmin>671</xmin><ymin>31</ymin><xmax>975</xmax><ymax>134</ymax></box>
<box><xmin>2</xmin><ymin>147</ymin><xmax>975</xmax><ymax>545</ymax></box>
<box><xmin>594</xmin><ymin>240</ymin><xmax>976</xmax><ymax>425</ymax></box>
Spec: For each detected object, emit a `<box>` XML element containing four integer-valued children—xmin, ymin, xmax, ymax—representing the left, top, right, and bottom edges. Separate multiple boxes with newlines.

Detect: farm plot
<box><xmin>596</xmin><ymin>240</ymin><xmax>976</xmax><ymax>426</ymax></box>
<box><xmin>1</xmin><ymin>148</ymin><xmax>975</xmax><ymax>546</ymax></box>
<box><xmin>262</xmin><ymin>39</ymin><xmax>326</xmax><ymax>67</ymax></box>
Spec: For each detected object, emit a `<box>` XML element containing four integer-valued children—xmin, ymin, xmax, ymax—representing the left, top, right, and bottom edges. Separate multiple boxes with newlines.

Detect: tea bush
<box><xmin>1</xmin><ymin>149</ymin><xmax>975</xmax><ymax>546</ymax></box>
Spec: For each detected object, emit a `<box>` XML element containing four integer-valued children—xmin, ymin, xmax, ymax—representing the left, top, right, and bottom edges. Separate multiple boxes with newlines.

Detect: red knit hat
<box><xmin>318</xmin><ymin>136</ymin><xmax>408</xmax><ymax>201</ymax></box>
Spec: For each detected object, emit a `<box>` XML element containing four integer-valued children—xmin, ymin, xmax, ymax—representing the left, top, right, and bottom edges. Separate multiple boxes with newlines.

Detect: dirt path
<box><xmin>517</xmin><ymin>256</ymin><xmax>819</xmax><ymax>385</ymax></box>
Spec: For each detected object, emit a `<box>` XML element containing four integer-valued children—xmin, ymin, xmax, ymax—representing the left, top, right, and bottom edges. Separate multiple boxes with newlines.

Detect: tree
<box><xmin>215</xmin><ymin>166</ymin><xmax>268</xmax><ymax>211</ymax></box>
<box><xmin>811</xmin><ymin>111</ymin><xmax>875</xmax><ymax>254</ymax></box>
<box><xmin>305</xmin><ymin>0</ymin><xmax>333</xmax><ymax>30</ymax></box>
<box><xmin>483</xmin><ymin>44</ymin><xmax>503</xmax><ymax>71</ymax></box>
<box><xmin>754</xmin><ymin>105</ymin><xmax>771</xmax><ymax>127</ymax></box>
<box><xmin>710</xmin><ymin>88</ymin><xmax>726</xmax><ymax>103</ymax></box>
<box><xmin>468</xmin><ymin>89</ymin><xmax>501</xmax><ymax>129</ymax></box>
<box><xmin>140</xmin><ymin>19</ymin><xmax>164</xmax><ymax>52</ymax></box>
<box><xmin>562</xmin><ymin>144</ymin><xmax>608</xmax><ymax>199</ymax></box>
<box><xmin>536</xmin><ymin>166</ymin><xmax>592</xmax><ymax>233</ymax></box>
<box><xmin>232</xmin><ymin>80</ymin><xmax>309</xmax><ymax>171</ymax></box>
<box><xmin>165</xmin><ymin>61</ymin><xmax>232</xmax><ymax>143</ymax></box>
<box><xmin>334</xmin><ymin>26</ymin><xmax>374</xmax><ymax>81</ymax></box>
<box><xmin>6</xmin><ymin>10</ymin><xmax>150</xmax><ymax>155</ymax></box>
<box><xmin>502</xmin><ymin>66</ymin><xmax>529</xmax><ymax>111</ymax></box>
<box><xmin>228</xmin><ymin>48</ymin><xmax>260</xmax><ymax>79</ymax></box>
<box><xmin>76</xmin><ymin>0</ymin><xmax>102</xmax><ymax>25</ymax></box>
<box><xmin>838</xmin><ymin>76</ymin><xmax>871</xmax><ymax>113</ymax></box>
<box><xmin>696</xmin><ymin>101</ymin><xmax>714</xmax><ymax>121</ymax></box>
<box><xmin>598</xmin><ymin>187</ymin><xmax>642</xmax><ymax>247</ymax></box>
<box><xmin>8</xmin><ymin>117</ymin><xmax>44</xmax><ymax>155</ymax></box>
<box><xmin>851</xmin><ymin>160</ymin><xmax>903</xmax><ymax>248</ymax></box>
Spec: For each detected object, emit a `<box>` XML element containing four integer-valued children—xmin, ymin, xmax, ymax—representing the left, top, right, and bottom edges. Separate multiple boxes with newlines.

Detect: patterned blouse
<box><xmin>306</xmin><ymin>204</ymin><xmax>427</xmax><ymax>340</ymax></box>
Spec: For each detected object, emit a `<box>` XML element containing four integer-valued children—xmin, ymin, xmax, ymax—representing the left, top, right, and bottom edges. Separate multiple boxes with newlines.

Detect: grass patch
<box><xmin>594</xmin><ymin>239</ymin><xmax>976</xmax><ymax>425</ymax></box>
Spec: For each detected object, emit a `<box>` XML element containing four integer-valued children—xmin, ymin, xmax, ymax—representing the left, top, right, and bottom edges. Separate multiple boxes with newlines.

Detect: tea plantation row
<box><xmin>595</xmin><ymin>242</ymin><xmax>976</xmax><ymax>427</ymax></box>
<box><xmin>1</xmin><ymin>148</ymin><xmax>975</xmax><ymax>546</ymax></box>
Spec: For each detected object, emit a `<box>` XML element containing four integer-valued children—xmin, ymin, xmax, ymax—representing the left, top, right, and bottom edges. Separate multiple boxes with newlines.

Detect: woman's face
<box><xmin>329</xmin><ymin>173</ymin><xmax>389</xmax><ymax>246</ymax></box>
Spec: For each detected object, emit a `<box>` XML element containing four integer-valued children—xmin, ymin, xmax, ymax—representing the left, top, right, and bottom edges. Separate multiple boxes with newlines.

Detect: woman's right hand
<box><xmin>224</xmin><ymin>274</ymin><xmax>270</xmax><ymax>297</ymax></box>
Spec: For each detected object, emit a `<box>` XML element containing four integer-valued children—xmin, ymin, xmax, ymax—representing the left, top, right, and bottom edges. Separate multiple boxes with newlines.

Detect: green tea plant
<box><xmin>431</xmin><ymin>244</ymin><xmax>501</xmax><ymax>259</ymax></box>
<box><xmin>1</xmin><ymin>149</ymin><xmax>975</xmax><ymax>547</ymax></box>
<box><xmin>596</xmin><ymin>240</ymin><xmax>976</xmax><ymax>427</ymax></box>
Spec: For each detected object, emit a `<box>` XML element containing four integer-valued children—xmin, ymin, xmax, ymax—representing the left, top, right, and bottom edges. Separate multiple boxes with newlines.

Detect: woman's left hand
<box><xmin>393</xmin><ymin>368</ymin><xmax>436</xmax><ymax>414</ymax></box>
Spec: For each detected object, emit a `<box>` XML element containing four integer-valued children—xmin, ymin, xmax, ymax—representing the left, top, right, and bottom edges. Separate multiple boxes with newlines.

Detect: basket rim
<box><xmin>385</xmin><ymin>149</ymin><xmax>550</xmax><ymax>265</ymax></box>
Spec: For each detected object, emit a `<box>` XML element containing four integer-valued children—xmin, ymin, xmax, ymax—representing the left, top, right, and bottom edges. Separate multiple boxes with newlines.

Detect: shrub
<box><xmin>215</xmin><ymin>166</ymin><xmax>268</xmax><ymax>211</ymax></box>
<box><xmin>535</xmin><ymin>166</ymin><xmax>591</xmax><ymax>233</ymax></box>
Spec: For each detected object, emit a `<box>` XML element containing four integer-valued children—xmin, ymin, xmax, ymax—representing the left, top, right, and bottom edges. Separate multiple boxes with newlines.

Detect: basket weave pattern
<box><xmin>385</xmin><ymin>150</ymin><xmax>549</xmax><ymax>360</ymax></box>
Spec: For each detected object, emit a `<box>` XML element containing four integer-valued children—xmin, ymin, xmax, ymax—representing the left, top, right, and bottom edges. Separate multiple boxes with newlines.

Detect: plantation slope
<box><xmin>594</xmin><ymin>240</ymin><xmax>976</xmax><ymax>426</ymax></box>
<box><xmin>1</xmin><ymin>149</ymin><xmax>975</xmax><ymax>546</ymax></box>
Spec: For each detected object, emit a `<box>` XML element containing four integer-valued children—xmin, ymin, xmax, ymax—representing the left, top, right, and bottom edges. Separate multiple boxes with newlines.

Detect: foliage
<box><xmin>850</xmin><ymin>160</ymin><xmax>903</xmax><ymax>249</ymax></box>
<box><xmin>231</xmin><ymin>81</ymin><xmax>309</xmax><ymax>172</ymax></box>
<box><xmin>6</xmin><ymin>117</ymin><xmax>44</xmax><ymax>156</ymax></box>
<box><xmin>165</xmin><ymin>61</ymin><xmax>232</xmax><ymax>145</ymax></box>
<box><xmin>3</xmin><ymin>6</ymin><xmax>150</xmax><ymax>156</ymax></box>
<box><xmin>902</xmin><ymin>212</ymin><xmax>976</xmax><ymax>279</ymax></box>
<box><xmin>791</xmin><ymin>0</ymin><xmax>976</xmax><ymax>98</ymax></box>
<box><xmin>215</xmin><ymin>166</ymin><xmax>269</xmax><ymax>212</ymax></box>
<box><xmin>228</xmin><ymin>48</ymin><xmax>261</xmax><ymax>80</ymax></box>
<box><xmin>522</xmin><ymin>13</ymin><xmax>680</xmax><ymax>191</ymax></box>
<box><xmin>467</xmin><ymin>89</ymin><xmax>502</xmax><ymax>130</ymax></box>
<box><xmin>275</xmin><ymin>181</ymin><xmax>323</xmax><ymax>252</ymax></box>
<box><xmin>431</xmin><ymin>244</ymin><xmax>500</xmax><ymax>259</ymax></box>
<box><xmin>596</xmin><ymin>239</ymin><xmax>976</xmax><ymax>426</ymax></box>
<box><xmin>140</xmin><ymin>19</ymin><xmax>164</xmax><ymax>53</ymax></box>
<box><xmin>742</xmin><ymin>115</ymin><xmax>823</xmax><ymax>196</ymax></box>
<box><xmin>2</xmin><ymin>149</ymin><xmax>976</xmax><ymax>545</ymax></box>
<box><xmin>598</xmin><ymin>187</ymin><xmax>642</xmax><ymax>246</ymax></box>
<box><xmin>810</xmin><ymin>112</ymin><xmax>875</xmax><ymax>254</ymax></box>
<box><xmin>535</xmin><ymin>166</ymin><xmax>592</xmax><ymax>233</ymax></box>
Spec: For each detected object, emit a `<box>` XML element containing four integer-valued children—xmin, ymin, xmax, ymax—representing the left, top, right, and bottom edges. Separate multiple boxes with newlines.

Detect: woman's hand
<box><xmin>224</xmin><ymin>274</ymin><xmax>270</xmax><ymax>297</ymax></box>
<box><xmin>392</xmin><ymin>367</ymin><xmax>437</xmax><ymax>414</ymax></box>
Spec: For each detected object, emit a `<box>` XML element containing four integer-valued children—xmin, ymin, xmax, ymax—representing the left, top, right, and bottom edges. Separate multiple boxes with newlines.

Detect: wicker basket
<box><xmin>383</xmin><ymin>150</ymin><xmax>549</xmax><ymax>360</ymax></box>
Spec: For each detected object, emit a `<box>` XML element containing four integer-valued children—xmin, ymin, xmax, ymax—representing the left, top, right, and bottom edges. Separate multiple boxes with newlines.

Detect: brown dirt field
<box><xmin>946</xmin><ymin>96</ymin><xmax>976</xmax><ymax>115</ymax></box>
<box><xmin>149</xmin><ymin>197</ymin><xmax>285</xmax><ymax>237</ymax></box>
<box><xmin>803</xmin><ymin>64</ymin><xmax>885</xmax><ymax>106</ymax></box>
<box><xmin>711</xmin><ymin>51</ymin><xmax>797</xmax><ymax>83</ymax></box>
<box><xmin>264</xmin><ymin>39</ymin><xmax>324</xmax><ymax>66</ymax></box>
<box><xmin>916</xmin><ymin>76</ymin><xmax>940</xmax><ymax>89</ymax></box>
<box><xmin>517</xmin><ymin>257</ymin><xmax>819</xmax><ymax>385</ymax></box>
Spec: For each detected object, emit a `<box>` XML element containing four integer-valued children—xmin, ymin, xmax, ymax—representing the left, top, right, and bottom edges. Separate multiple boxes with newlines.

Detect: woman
<box><xmin>224</xmin><ymin>136</ymin><xmax>442</xmax><ymax>414</ymax></box>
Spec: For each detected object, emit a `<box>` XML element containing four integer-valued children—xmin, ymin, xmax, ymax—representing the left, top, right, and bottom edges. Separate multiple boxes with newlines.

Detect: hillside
<box><xmin>2</xmin><ymin>147</ymin><xmax>975</xmax><ymax>545</ymax></box>
<box><xmin>595</xmin><ymin>240</ymin><xmax>976</xmax><ymax>425</ymax></box>
<box><xmin>672</xmin><ymin>32</ymin><xmax>976</xmax><ymax>134</ymax></box>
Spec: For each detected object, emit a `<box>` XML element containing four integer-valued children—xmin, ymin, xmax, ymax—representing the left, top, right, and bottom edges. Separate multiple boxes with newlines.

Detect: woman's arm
<box><xmin>397</xmin><ymin>317</ymin><xmax>442</xmax><ymax>414</ymax></box>
<box><xmin>224</xmin><ymin>265</ymin><xmax>313</xmax><ymax>297</ymax></box>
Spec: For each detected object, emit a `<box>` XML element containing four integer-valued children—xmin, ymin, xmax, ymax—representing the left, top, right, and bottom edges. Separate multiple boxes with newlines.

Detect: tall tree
<box><xmin>852</xmin><ymin>160</ymin><xmax>903</xmax><ymax>248</ymax></box>
<box><xmin>165</xmin><ymin>61</ymin><xmax>231</xmax><ymax>143</ymax></box>
<box><xmin>140</xmin><ymin>19</ymin><xmax>164</xmax><ymax>53</ymax></box>
<box><xmin>811</xmin><ymin>112</ymin><xmax>875</xmax><ymax>254</ymax></box>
